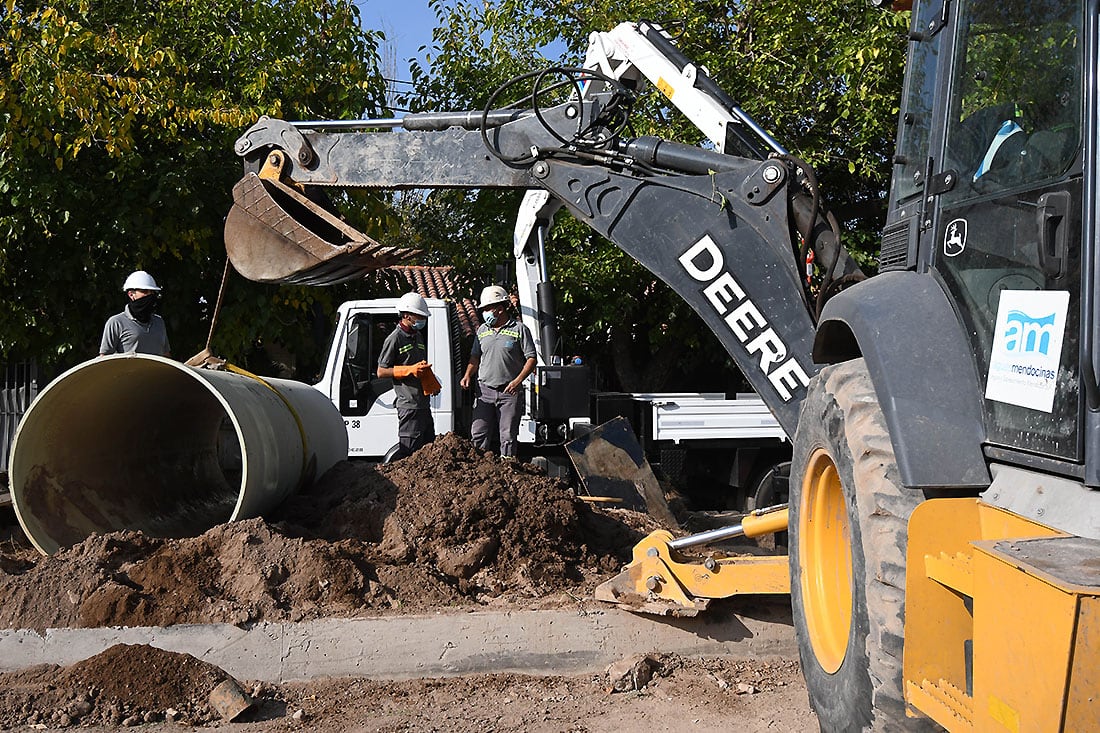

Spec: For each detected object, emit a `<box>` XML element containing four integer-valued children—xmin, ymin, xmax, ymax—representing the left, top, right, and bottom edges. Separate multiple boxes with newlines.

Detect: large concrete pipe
<box><xmin>8</xmin><ymin>355</ymin><xmax>348</xmax><ymax>555</ymax></box>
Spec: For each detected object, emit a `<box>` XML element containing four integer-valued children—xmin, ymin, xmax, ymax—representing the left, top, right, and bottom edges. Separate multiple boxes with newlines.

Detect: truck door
<box><xmin>339</xmin><ymin>310</ymin><xmax>406</xmax><ymax>456</ymax></box>
<box><xmin>340</xmin><ymin>311</ymin><xmax>400</xmax><ymax>415</ymax></box>
<box><xmin>934</xmin><ymin>0</ymin><xmax>1083</xmax><ymax>460</ymax></box>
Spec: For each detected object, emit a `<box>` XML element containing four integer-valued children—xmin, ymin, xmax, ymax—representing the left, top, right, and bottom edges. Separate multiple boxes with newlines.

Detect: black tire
<box><xmin>746</xmin><ymin>460</ymin><xmax>790</xmax><ymax>511</ymax></box>
<box><xmin>789</xmin><ymin>359</ymin><xmax>937</xmax><ymax>732</ymax></box>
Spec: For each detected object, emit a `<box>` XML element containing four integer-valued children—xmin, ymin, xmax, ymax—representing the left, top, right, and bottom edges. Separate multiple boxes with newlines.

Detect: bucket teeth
<box><xmin>224</xmin><ymin>173</ymin><xmax>419</xmax><ymax>285</ymax></box>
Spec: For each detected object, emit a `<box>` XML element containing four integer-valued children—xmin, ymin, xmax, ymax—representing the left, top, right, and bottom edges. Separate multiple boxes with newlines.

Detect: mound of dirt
<box><xmin>277</xmin><ymin>433</ymin><xmax>650</xmax><ymax>589</ymax></box>
<box><xmin>0</xmin><ymin>434</ymin><xmax>658</xmax><ymax>631</ymax></box>
<box><xmin>0</xmin><ymin>643</ymin><xmax>236</xmax><ymax>728</ymax></box>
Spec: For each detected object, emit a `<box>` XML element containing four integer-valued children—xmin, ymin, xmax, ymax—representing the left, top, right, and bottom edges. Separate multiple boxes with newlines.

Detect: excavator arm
<box><xmin>224</xmin><ymin>20</ymin><xmax>864</xmax><ymax>434</ymax></box>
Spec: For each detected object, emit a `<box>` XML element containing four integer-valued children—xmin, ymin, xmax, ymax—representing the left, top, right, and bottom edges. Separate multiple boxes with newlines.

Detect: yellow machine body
<box><xmin>904</xmin><ymin>498</ymin><xmax>1100</xmax><ymax>731</ymax></box>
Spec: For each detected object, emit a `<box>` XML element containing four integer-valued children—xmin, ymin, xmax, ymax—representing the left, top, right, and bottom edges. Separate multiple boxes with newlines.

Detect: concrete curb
<box><xmin>0</xmin><ymin>606</ymin><xmax>795</xmax><ymax>682</ymax></box>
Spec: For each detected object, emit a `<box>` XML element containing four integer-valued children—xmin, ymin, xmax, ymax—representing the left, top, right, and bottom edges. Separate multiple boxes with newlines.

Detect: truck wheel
<box><xmin>789</xmin><ymin>359</ymin><xmax>933</xmax><ymax>732</ymax></box>
<box><xmin>746</xmin><ymin>461</ymin><xmax>790</xmax><ymax>511</ymax></box>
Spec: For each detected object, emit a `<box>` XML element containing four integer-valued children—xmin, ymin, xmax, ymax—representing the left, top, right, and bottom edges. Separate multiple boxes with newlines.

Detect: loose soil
<box><xmin>0</xmin><ymin>644</ymin><xmax>232</xmax><ymax>729</ymax></box>
<box><xmin>0</xmin><ymin>644</ymin><xmax>814</xmax><ymax>732</ymax></box>
<box><xmin>0</xmin><ymin>434</ymin><xmax>659</xmax><ymax>632</ymax></box>
<box><xmin>0</xmin><ymin>433</ymin><xmax>815</xmax><ymax>730</ymax></box>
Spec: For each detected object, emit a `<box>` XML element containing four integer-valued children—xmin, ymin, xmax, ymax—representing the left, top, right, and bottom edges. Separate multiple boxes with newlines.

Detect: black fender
<box><xmin>813</xmin><ymin>271</ymin><xmax>990</xmax><ymax>490</ymax></box>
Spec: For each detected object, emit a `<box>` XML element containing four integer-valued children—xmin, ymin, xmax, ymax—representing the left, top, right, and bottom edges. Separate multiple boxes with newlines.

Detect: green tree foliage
<box><xmin>388</xmin><ymin>0</ymin><xmax>910</xmax><ymax>391</ymax></box>
<box><xmin>0</xmin><ymin>0</ymin><xmax>387</xmax><ymax>375</ymax></box>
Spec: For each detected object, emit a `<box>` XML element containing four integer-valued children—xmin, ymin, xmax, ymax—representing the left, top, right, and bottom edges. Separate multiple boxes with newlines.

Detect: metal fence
<box><xmin>1</xmin><ymin>361</ymin><xmax>38</xmax><ymax>480</ymax></box>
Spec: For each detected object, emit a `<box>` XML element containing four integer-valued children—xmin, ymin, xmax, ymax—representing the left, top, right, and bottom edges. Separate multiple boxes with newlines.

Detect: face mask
<box><xmin>411</xmin><ymin>318</ymin><xmax>427</xmax><ymax>331</ymax></box>
<box><xmin>483</xmin><ymin>310</ymin><xmax>498</xmax><ymax>327</ymax></box>
<box><xmin>127</xmin><ymin>293</ymin><xmax>158</xmax><ymax>323</ymax></box>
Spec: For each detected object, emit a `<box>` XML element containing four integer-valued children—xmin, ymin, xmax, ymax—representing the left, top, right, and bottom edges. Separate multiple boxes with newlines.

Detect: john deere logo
<box><xmin>944</xmin><ymin>218</ymin><xmax>966</xmax><ymax>257</ymax></box>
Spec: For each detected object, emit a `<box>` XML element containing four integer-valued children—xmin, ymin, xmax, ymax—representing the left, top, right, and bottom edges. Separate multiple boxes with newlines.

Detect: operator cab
<box><xmin>884</xmin><ymin>0</ymin><xmax>1089</xmax><ymax>479</ymax></box>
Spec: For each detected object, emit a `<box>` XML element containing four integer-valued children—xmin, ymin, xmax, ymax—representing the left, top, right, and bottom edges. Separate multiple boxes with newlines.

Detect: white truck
<box><xmin>312</xmin><ymin>297</ymin><xmax>463</xmax><ymax>463</ymax></box>
<box><xmin>312</xmin><ymin>294</ymin><xmax>790</xmax><ymax>509</ymax></box>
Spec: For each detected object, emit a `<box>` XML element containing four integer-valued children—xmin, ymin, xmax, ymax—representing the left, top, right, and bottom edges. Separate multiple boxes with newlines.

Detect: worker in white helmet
<box><xmin>99</xmin><ymin>270</ymin><xmax>171</xmax><ymax>357</ymax></box>
<box><xmin>460</xmin><ymin>285</ymin><xmax>536</xmax><ymax>458</ymax></box>
<box><xmin>376</xmin><ymin>292</ymin><xmax>441</xmax><ymax>459</ymax></box>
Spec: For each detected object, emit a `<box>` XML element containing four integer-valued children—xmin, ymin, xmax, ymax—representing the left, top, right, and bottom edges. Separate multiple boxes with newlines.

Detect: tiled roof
<box><xmin>373</xmin><ymin>266</ymin><xmax>480</xmax><ymax>337</ymax></box>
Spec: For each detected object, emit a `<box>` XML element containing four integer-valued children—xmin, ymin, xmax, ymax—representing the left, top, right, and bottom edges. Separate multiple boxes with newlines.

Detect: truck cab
<box><xmin>313</xmin><ymin>298</ymin><xmax>466</xmax><ymax>461</ymax></box>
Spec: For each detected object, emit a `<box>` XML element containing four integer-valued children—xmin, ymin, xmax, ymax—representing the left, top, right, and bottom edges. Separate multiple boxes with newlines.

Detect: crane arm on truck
<box><xmin>506</xmin><ymin>19</ymin><xmax>803</xmax><ymax>364</ymax></box>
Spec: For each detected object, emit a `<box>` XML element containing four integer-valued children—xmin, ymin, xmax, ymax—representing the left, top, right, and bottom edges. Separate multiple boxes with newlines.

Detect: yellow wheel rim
<box><xmin>798</xmin><ymin>448</ymin><xmax>853</xmax><ymax>674</ymax></box>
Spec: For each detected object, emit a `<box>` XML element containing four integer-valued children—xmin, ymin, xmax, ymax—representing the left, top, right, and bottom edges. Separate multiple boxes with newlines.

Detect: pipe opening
<box><xmin>9</xmin><ymin>355</ymin><xmax>347</xmax><ymax>555</ymax></box>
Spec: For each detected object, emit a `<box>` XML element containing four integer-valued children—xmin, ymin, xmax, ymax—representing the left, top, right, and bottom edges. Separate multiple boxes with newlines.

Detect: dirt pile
<box><xmin>0</xmin><ymin>644</ymin><xmax>237</xmax><ymax>728</ymax></box>
<box><xmin>0</xmin><ymin>434</ymin><xmax>657</xmax><ymax>631</ymax></box>
<box><xmin>277</xmin><ymin>432</ymin><xmax>650</xmax><ymax>590</ymax></box>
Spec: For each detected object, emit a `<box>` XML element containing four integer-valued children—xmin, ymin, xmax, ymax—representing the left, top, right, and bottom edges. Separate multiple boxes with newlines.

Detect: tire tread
<box><xmin>791</xmin><ymin>359</ymin><xmax>939</xmax><ymax>732</ymax></box>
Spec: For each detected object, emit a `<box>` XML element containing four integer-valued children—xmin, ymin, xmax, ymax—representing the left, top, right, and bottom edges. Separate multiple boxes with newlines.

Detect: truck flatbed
<box><xmin>631</xmin><ymin>393</ymin><xmax>787</xmax><ymax>443</ymax></box>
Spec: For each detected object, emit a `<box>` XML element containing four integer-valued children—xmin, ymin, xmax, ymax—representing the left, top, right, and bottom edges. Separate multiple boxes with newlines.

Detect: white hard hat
<box><xmin>122</xmin><ymin>270</ymin><xmax>161</xmax><ymax>291</ymax></box>
<box><xmin>397</xmin><ymin>292</ymin><xmax>429</xmax><ymax>317</ymax></box>
<box><xmin>478</xmin><ymin>285</ymin><xmax>510</xmax><ymax>309</ymax></box>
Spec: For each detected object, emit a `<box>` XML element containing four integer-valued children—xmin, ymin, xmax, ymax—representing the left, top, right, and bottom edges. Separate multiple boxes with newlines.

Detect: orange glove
<box><xmin>420</xmin><ymin>366</ymin><xmax>442</xmax><ymax>396</ymax></box>
<box><xmin>393</xmin><ymin>361</ymin><xmax>431</xmax><ymax>380</ymax></box>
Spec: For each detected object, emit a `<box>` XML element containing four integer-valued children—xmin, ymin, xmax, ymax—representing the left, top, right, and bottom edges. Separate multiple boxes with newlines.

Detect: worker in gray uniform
<box><xmin>99</xmin><ymin>270</ymin><xmax>171</xmax><ymax>357</ymax></box>
<box><xmin>460</xmin><ymin>285</ymin><xmax>537</xmax><ymax>458</ymax></box>
<box><xmin>377</xmin><ymin>292</ymin><xmax>441</xmax><ymax>459</ymax></box>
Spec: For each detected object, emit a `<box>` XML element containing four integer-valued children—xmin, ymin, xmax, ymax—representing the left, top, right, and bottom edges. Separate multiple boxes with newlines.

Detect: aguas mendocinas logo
<box><xmin>1003</xmin><ymin>310</ymin><xmax>1057</xmax><ymax>355</ymax></box>
<box><xmin>986</xmin><ymin>290</ymin><xmax>1068</xmax><ymax>414</ymax></box>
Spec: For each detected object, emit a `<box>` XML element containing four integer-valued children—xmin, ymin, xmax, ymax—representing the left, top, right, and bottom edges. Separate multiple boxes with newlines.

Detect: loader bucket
<box><xmin>565</xmin><ymin>416</ymin><xmax>679</xmax><ymax>529</ymax></box>
<box><xmin>224</xmin><ymin>173</ymin><xmax>420</xmax><ymax>285</ymax></box>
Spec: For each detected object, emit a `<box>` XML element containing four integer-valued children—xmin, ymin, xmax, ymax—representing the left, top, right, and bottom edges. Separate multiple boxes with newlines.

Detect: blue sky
<box><xmin>355</xmin><ymin>0</ymin><xmax>569</xmax><ymax>110</ymax></box>
<box><xmin>357</xmin><ymin>0</ymin><xmax>439</xmax><ymax>81</ymax></box>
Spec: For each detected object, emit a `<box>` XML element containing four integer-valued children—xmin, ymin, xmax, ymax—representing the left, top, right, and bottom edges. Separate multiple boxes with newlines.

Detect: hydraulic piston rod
<box><xmin>667</xmin><ymin>505</ymin><xmax>789</xmax><ymax>550</ymax></box>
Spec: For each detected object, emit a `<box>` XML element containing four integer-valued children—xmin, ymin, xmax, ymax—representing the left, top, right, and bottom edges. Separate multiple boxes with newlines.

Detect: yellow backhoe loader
<box><xmin>223</xmin><ymin>6</ymin><xmax>1099</xmax><ymax>730</ymax></box>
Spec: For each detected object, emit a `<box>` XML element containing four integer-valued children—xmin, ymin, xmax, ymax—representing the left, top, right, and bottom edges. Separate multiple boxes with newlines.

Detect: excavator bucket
<box><xmin>565</xmin><ymin>417</ymin><xmax>679</xmax><ymax>529</ymax></box>
<box><xmin>223</xmin><ymin>173</ymin><xmax>420</xmax><ymax>286</ymax></box>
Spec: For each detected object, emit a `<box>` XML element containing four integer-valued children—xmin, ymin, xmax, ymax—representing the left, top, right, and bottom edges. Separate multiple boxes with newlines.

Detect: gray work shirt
<box><xmin>377</xmin><ymin>324</ymin><xmax>430</xmax><ymax>410</ymax></box>
<box><xmin>99</xmin><ymin>307</ymin><xmax>170</xmax><ymax>356</ymax></box>
<box><xmin>472</xmin><ymin>319</ymin><xmax>536</xmax><ymax>387</ymax></box>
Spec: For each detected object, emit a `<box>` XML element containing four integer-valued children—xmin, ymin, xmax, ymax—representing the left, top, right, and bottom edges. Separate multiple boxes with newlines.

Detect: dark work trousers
<box><xmin>471</xmin><ymin>382</ymin><xmax>524</xmax><ymax>457</ymax></box>
<box><xmin>396</xmin><ymin>407</ymin><xmax>435</xmax><ymax>459</ymax></box>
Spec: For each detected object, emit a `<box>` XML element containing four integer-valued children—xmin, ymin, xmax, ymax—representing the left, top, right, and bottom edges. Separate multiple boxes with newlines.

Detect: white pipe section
<box><xmin>8</xmin><ymin>355</ymin><xmax>348</xmax><ymax>555</ymax></box>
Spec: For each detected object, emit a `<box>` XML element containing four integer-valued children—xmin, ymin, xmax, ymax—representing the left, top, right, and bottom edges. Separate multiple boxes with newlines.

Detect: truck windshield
<box><xmin>341</xmin><ymin>312</ymin><xmax>409</xmax><ymax>415</ymax></box>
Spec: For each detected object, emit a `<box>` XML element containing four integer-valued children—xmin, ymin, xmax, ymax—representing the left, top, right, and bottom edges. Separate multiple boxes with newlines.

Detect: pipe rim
<box><xmin>9</xmin><ymin>355</ymin><xmax>250</xmax><ymax>554</ymax></box>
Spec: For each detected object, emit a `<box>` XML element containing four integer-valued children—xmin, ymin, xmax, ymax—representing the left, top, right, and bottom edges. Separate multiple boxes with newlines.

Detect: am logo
<box><xmin>1003</xmin><ymin>310</ymin><xmax>1057</xmax><ymax>355</ymax></box>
